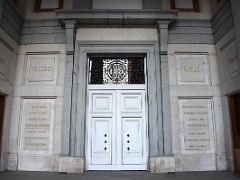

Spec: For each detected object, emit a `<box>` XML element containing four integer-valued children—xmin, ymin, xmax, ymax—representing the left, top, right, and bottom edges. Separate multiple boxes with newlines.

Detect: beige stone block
<box><xmin>149</xmin><ymin>157</ymin><xmax>175</xmax><ymax>173</ymax></box>
<box><xmin>59</xmin><ymin>157</ymin><xmax>84</xmax><ymax>173</ymax></box>
<box><xmin>176</xmin><ymin>154</ymin><xmax>216</xmax><ymax>171</ymax></box>
<box><xmin>76</xmin><ymin>28</ymin><xmax>158</xmax><ymax>42</ymax></box>
<box><xmin>18</xmin><ymin>154</ymin><xmax>52</xmax><ymax>171</ymax></box>
<box><xmin>0</xmin><ymin>153</ymin><xmax>8</xmax><ymax>171</ymax></box>
<box><xmin>216</xmin><ymin>154</ymin><xmax>227</xmax><ymax>170</ymax></box>
<box><xmin>8</xmin><ymin>153</ymin><xmax>18</xmax><ymax>171</ymax></box>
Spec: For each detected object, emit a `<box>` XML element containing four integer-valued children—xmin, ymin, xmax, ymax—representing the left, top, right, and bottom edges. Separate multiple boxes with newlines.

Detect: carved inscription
<box><xmin>181</xmin><ymin>99</ymin><xmax>212</xmax><ymax>150</ymax></box>
<box><xmin>27</xmin><ymin>55</ymin><xmax>56</xmax><ymax>83</ymax></box>
<box><xmin>22</xmin><ymin>100</ymin><xmax>54</xmax><ymax>151</ymax></box>
<box><xmin>177</xmin><ymin>55</ymin><xmax>209</xmax><ymax>84</ymax></box>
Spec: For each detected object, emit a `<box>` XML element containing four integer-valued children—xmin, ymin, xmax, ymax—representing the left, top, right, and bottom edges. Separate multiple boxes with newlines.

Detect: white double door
<box><xmin>86</xmin><ymin>88</ymin><xmax>148</xmax><ymax>170</ymax></box>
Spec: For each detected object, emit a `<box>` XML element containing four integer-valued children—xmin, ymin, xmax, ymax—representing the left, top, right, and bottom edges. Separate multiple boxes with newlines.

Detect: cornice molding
<box><xmin>56</xmin><ymin>9</ymin><xmax>178</xmax><ymax>26</ymax></box>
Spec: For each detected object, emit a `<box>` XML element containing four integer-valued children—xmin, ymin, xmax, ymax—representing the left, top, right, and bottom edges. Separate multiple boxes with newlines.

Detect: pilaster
<box><xmin>61</xmin><ymin>20</ymin><xmax>77</xmax><ymax>156</ymax></box>
<box><xmin>148</xmin><ymin>20</ymin><xmax>175</xmax><ymax>173</ymax></box>
<box><xmin>157</xmin><ymin>20</ymin><xmax>173</xmax><ymax>156</ymax></box>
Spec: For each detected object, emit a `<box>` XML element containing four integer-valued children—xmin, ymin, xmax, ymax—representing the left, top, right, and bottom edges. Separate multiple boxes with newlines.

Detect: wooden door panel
<box><xmin>122</xmin><ymin>118</ymin><xmax>143</xmax><ymax>165</ymax></box>
<box><xmin>91</xmin><ymin>118</ymin><xmax>112</xmax><ymax>165</ymax></box>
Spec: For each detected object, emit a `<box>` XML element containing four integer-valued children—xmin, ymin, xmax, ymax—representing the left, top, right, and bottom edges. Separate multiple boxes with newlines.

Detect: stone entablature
<box><xmin>56</xmin><ymin>9</ymin><xmax>178</xmax><ymax>26</ymax></box>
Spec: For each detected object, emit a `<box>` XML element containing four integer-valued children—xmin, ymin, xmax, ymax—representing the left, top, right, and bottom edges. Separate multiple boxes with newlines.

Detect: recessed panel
<box><xmin>20</xmin><ymin>99</ymin><xmax>55</xmax><ymax>154</ymax></box>
<box><xmin>121</xmin><ymin>93</ymin><xmax>142</xmax><ymax>113</ymax></box>
<box><xmin>91</xmin><ymin>93</ymin><xmax>113</xmax><ymax>113</ymax></box>
<box><xmin>91</xmin><ymin>118</ymin><xmax>112</xmax><ymax>165</ymax></box>
<box><xmin>179</xmin><ymin>99</ymin><xmax>215</xmax><ymax>153</ymax></box>
<box><xmin>122</xmin><ymin>118</ymin><xmax>143</xmax><ymax>164</ymax></box>
<box><xmin>25</xmin><ymin>54</ymin><xmax>57</xmax><ymax>84</ymax></box>
<box><xmin>176</xmin><ymin>55</ymin><xmax>209</xmax><ymax>85</ymax></box>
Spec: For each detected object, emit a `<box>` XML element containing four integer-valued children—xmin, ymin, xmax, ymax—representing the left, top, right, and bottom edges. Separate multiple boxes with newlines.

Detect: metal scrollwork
<box><xmin>103</xmin><ymin>59</ymin><xmax>128</xmax><ymax>84</ymax></box>
<box><xmin>89</xmin><ymin>57</ymin><xmax>145</xmax><ymax>85</ymax></box>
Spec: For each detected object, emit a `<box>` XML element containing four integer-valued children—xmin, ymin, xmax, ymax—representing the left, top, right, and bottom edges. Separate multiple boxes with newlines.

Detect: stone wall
<box><xmin>168</xmin><ymin>44</ymin><xmax>226</xmax><ymax>171</ymax></box>
<box><xmin>0</xmin><ymin>1</ymin><xmax>23</xmax><ymax>43</ymax></box>
<box><xmin>20</xmin><ymin>20</ymin><xmax>66</xmax><ymax>45</ymax></box>
<box><xmin>169</xmin><ymin>20</ymin><xmax>214</xmax><ymax>44</ymax></box>
<box><xmin>8</xmin><ymin>44</ymin><xmax>66</xmax><ymax>171</ymax></box>
<box><xmin>0</xmin><ymin>27</ymin><xmax>18</xmax><ymax>172</ymax></box>
<box><xmin>212</xmin><ymin>0</ymin><xmax>240</xmax><ymax>171</ymax></box>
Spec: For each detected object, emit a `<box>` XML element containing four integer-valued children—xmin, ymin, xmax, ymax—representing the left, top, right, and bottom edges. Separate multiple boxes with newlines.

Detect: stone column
<box><xmin>61</xmin><ymin>20</ymin><xmax>76</xmax><ymax>157</ymax></box>
<box><xmin>157</xmin><ymin>21</ymin><xmax>173</xmax><ymax>156</ymax></box>
<box><xmin>59</xmin><ymin>20</ymin><xmax>84</xmax><ymax>173</ymax></box>
<box><xmin>149</xmin><ymin>21</ymin><xmax>175</xmax><ymax>173</ymax></box>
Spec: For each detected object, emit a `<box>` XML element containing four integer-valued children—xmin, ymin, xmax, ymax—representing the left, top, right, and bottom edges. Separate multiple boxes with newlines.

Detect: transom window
<box><xmin>171</xmin><ymin>0</ymin><xmax>200</xmax><ymax>12</ymax></box>
<box><xmin>89</xmin><ymin>57</ymin><xmax>145</xmax><ymax>85</ymax></box>
<box><xmin>34</xmin><ymin>0</ymin><xmax>63</xmax><ymax>12</ymax></box>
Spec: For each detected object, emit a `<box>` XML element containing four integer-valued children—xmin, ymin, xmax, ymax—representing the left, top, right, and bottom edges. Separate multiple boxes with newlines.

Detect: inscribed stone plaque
<box><xmin>26</xmin><ymin>54</ymin><xmax>57</xmax><ymax>83</ymax></box>
<box><xmin>179</xmin><ymin>99</ymin><xmax>213</xmax><ymax>152</ymax></box>
<box><xmin>221</xmin><ymin>39</ymin><xmax>239</xmax><ymax>78</ymax></box>
<box><xmin>20</xmin><ymin>99</ymin><xmax>55</xmax><ymax>153</ymax></box>
<box><xmin>176</xmin><ymin>55</ymin><xmax>209</xmax><ymax>85</ymax></box>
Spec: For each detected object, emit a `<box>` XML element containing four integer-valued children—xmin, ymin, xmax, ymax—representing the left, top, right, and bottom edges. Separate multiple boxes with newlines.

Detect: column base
<box><xmin>59</xmin><ymin>157</ymin><xmax>84</xmax><ymax>173</ymax></box>
<box><xmin>0</xmin><ymin>153</ymin><xmax>8</xmax><ymax>171</ymax></box>
<box><xmin>149</xmin><ymin>156</ymin><xmax>175</xmax><ymax>173</ymax></box>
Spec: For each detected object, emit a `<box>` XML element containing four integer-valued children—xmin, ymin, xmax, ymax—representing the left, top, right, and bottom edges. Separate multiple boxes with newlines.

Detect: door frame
<box><xmin>228</xmin><ymin>91</ymin><xmax>240</xmax><ymax>172</ymax></box>
<box><xmin>68</xmin><ymin>42</ymin><xmax>171</xmax><ymax>168</ymax></box>
<box><xmin>85</xmin><ymin>56</ymin><xmax>148</xmax><ymax>170</ymax></box>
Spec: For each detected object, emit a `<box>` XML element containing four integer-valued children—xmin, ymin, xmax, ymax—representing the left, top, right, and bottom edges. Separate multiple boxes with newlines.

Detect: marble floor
<box><xmin>0</xmin><ymin>171</ymin><xmax>239</xmax><ymax>180</ymax></box>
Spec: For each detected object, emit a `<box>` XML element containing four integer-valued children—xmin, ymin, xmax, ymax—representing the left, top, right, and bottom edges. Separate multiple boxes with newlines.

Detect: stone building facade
<box><xmin>0</xmin><ymin>0</ymin><xmax>240</xmax><ymax>173</ymax></box>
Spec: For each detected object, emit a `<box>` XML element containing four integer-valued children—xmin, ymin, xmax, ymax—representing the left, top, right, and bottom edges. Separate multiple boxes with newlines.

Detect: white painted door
<box><xmin>86</xmin><ymin>89</ymin><xmax>148</xmax><ymax>170</ymax></box>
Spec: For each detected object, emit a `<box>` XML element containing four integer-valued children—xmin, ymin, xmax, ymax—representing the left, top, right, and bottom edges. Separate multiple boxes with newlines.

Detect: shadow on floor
<box><xmin>0</xmin><ymin>171</ymin><xmax>239</xmax><ymax>180</ymax></box>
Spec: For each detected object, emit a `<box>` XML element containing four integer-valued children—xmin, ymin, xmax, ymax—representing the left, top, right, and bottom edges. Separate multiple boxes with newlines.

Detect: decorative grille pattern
<box><xmin>89</xmin><ymin>57</ymin><xmax>145</xmax><ymax>85</ymax></box>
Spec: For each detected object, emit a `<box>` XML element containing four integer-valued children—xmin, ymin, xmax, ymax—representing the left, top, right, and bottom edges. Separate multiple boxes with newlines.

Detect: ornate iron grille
<box><xmin>103</xmin><ymin>59</ymin><xmax>128</xmax><ymax>84</ymax></box>
<box><xmin>89</xmin><ymin>57</ymin><xmax>145</xmax><ymax>85</ymax></box>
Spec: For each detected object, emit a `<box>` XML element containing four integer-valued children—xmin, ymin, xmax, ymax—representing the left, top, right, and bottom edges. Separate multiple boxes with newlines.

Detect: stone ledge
<box><xmin>149</xmin><ymin>156</ymin><xmax>175</xmax><ymax>173</ymax></box>
<box><xmin>59</xmin><ymin>157</ymin><xmax>84</xmax><ymax>173</ymax></box>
